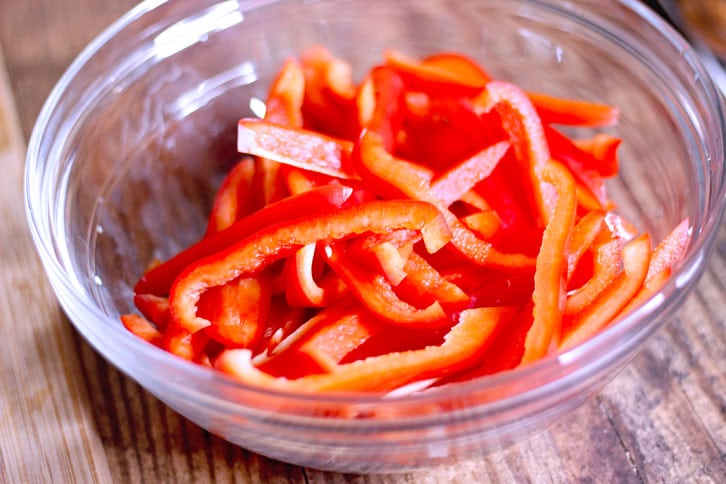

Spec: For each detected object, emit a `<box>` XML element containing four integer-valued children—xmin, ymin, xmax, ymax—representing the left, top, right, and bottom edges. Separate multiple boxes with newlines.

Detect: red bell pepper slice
<box><xmin>544</xmin><ymin>125</ymin><xmax>612</xmax><ymax>210</ymax></box>
<box><xmin>384</xmin><ymin>49</ymin><xmax>488</xmax><ymax>98</ymax></box>
<box><xmin>169</xmin><ymin>200</ymin><xmax>451</xmax><ymax>334</ymax></box>
<box><xmin>357</xmin><ymin>66</ymin><xmax>407</xmax><ymax>151</ymax></box>
<box><xmin>135</xmin><ymin>184</ymin><xmax>354</xmax><ymax>296</ymax></box>
<box><xmin>264</xmin><ymin>57</ymin><xmax>305</xmax><ymax>127</ymax></box>
<box><xmin>198</xmin><ymin>274</ymin><xmax>272</xmax><ymax>349</ymax></box>
<box><xmin>614</xmin><ymin>218</ymin><xmax>690</xmax><ymax>319</ymax></box>
<box><xmin>356</xmin><ymin>130</ymin><xmax>535</xmax><ymax>270</ymax></box>
<box><xmin>121</xmin><ymin>314</ymin><xmax>164</xmax><ymax>347</ymax></box>
<box><xmin>430</xmin><ymin>140</ymin><xmax>510</xmax><ymax>207</ymax></box>
<box><xmin>559</xmin><ymin>233</ymin><xmax>652</xmax><ymax>350</ymax></box>
<box><xmin>474</xmin><ymin>81</ymin><xmax>551</xmax><ymax>227</ymax></box>
<box><xmin>237</xmin><ymin>119</ymin><xmax>356</xmax><ymax>179</ymax></box>
<box><xmin>205</xmin><ymin>158</ymin><xmax>256</xmax><ymax>235</ymax></box>
<box><xmin>299</xmin><ymin>46</ymin><xmax>359</xmax><ymax>140</ymax></box>
<box><xmin>566</xmin><ymin>210</ymin><xmax>606</xmax><ymax>282</ymax></box>
<box><xmin>573</xmin><ymin>133</ymin><xmax>621</xmax><ymax>178</ymax></box>
<box><xmin>520</xmin><ymin>160</ymin><xmax>577</xmax><ymax>364</ymax></box>
<box><xmin>324</xmin><ymin>243</ymin><xmax>448</xmax><ymax>328</ymax></box>
<box><xmin>564</xmin><ymin>238</ymin><xmax>623</xmax><ymax>315</ymax></box>
<box><xmin>284</xmin><ymin>242</ymin><xmax>346</xmax><ymax>307</ymax></box>
<box><xmin>527</xmin><ymin>91</ymin><xmax>620</xmax><ymax>127</ymax></box>
<box><xmin>216</xmin><ymin>306</ymin><xmax>510</xmax><ymax>393</ymax></box>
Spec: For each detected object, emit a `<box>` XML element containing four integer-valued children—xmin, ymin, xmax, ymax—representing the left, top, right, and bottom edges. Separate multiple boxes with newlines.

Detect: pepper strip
<box><xmin>205</xmin><ymin>158</ymin><xmax>256</xmax><ymax>234</ymax></box>
<box><xmin>474</xmin><ymin>81</ymin><xmax>551</xmax><ymax>227</ymax></box>
<box><xmin>356</xmin><ymin>130</ymin><xmax>534</xmax><ymax>269</ymax></box>
<box><xmin>169</xmin><ymin>200</ymin><xmax>451</xmax><ymax>334</ymax></box>
<box><xmin>135</xmin><ymin>184</ymin><xmax>353</xmax><ymax>296</ymax></box>
<box><xmin>559</xmin><ymin>233</ymin><xmax>651</xmax><ymax>351</ymax></box>
<box><xmin>216</xmin><ymin>306</ymin><xmax>509</xmax><ymax>393</ymax></box>
<box><xmin>430</xmin><ymin>140</ymin><xmax>510</xmax><ymax>207</ymax></box>
<box><xmin>527</xmin><ymin>92</ymin><xmax>619</xmax><ymax>127</ymax></box>
<box><xmin>520</xmin><ymin>160</ymin><xmax>577</xmax><ymax>364</ymax></box>
<box><xmin>324</xmin><ymin>244</ymin><xmax>448</xmax><ymax>328</ymax></box>
<box><xmin>237</xmin><ymin>119</ymin><xmax>355</xmax><ymax>178</ymax></box>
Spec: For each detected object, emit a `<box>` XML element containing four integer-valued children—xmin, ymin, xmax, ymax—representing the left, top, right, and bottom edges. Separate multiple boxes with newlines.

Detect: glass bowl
<box><xmin>25</xmin><ymin>0</ymin><xmax>726</xmax><ymax>473</ymax></box>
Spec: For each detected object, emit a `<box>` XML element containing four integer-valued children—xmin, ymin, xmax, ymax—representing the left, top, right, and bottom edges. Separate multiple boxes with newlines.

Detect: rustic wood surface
<box><xmin>0</xmin><ymin>1</ymin><xmax>723</xmax><ymax>482</ymax></box>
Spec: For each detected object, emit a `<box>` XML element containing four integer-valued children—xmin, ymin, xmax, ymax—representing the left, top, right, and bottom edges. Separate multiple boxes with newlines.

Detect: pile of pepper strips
<box><xmin>122</xmin><ymin>47</ymin><xmax>689</xmax><ymax>394</ymax></box>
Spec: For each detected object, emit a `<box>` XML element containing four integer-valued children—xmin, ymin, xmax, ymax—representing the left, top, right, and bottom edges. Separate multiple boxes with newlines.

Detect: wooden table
<box><xmin>1</xmin><ymin>1</ymin><xmax>723</xmax><ymax>482</ymax></box>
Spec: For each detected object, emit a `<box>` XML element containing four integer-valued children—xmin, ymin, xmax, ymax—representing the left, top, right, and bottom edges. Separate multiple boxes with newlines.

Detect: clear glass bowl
<box><xmin>25</xmin><ymin>0</ymin><xmax>726</xmax><ymax>473</ymax></box>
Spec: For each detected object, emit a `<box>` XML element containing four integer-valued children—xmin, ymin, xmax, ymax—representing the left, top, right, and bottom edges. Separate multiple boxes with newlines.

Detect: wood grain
<box><xmin>0</xmin><ymin>46</ymin><xmax>113</xmax><ymax>484</ymax></box>
<box><xmin>0</xmin><ymin>1</ymin><xmax>723</xmax><ymax>482</ymax></box>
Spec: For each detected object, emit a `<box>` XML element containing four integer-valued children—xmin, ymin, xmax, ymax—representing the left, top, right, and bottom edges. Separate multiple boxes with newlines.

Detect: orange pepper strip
<box><xmin>527</xmin><ymin>91</ymin><xmax>620</xmax><ymax>127</ymax></box>
<box><xmin>559</xmin><ymin>233</ymin><xmax>652</xmax><ymax>351</ymax></box>
<box><xmin>169</xmin><ymin>200</ymin><xmax>451</xmax><ymax>334</ymax></box>
<box><xmin>237</xmin><ymin>119</ymin><xmax>355</xmax><ymax>178</ymax></box>
<box><xmin>564</xmin><ymin>238</ymin><xmax>623</xmax><ymax>315</ymax></box>
<box><xmin>324</xmin><ymin>244</ymin><xmax>448</xmax><ymax>328</ymax></box>
<box><xmin>216</xmin><ymin>306</ymin><xmax>509</xmax><ymax>393</ymax></box>
<box><xmin>474</xmin><ymin>81</ymin><xmax>551</xmax><ymax>227</ymax></box>
<box><xmin>520</xmin><ymin>161</ymin><xmax>577</xmax><ymax>364</ymax></box>
<box><xmin>356</xmin><ymin>130</ymin><xmax>535</xmax><ymax>270</ymax></box>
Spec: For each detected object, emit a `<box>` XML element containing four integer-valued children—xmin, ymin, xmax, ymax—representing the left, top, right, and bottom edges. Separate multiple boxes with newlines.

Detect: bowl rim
<box><xmin>24</xmin><ymin>0</ymin><xmax>726</xmax><ymax>416</ymax></box>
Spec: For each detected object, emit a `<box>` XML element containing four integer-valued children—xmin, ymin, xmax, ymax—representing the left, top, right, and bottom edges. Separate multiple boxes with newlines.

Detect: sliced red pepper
<box><xmin>300</xmin><ymin>46</ymin><xmax>358</xmax><ymax>140</ymax></box>
<box><xmin>121</xmin><ymin>314</ymin><xmax>164</xmax><ymax>346</ymax></box>
<box><xmin>527</xmin><ymin>91</ymin><xmax>619</xmax><ymax>127</ymax></box>
<box><xmin>545</xmin><ymin>125</ymin><xmax>612</xmax><ymax>210</ymax></box>
<box><xmin>397</xmin><ymin>97</ymin><xmax>503</xmax><ymax>171</ymax></box>
<box><xmin>421</xmin><ymin>52</ymin><xmax>491</xmax><ymax>86</ymax></box>
<box><xmin>169</xmin><ymin>200</ymin><xmax>451</xmax><ymax>334</ymax></box>
<box><xmin>237</xmin><ymin>119</ymin><xmax>355</xmax><ymax>179</ymax></box>
<box><xmin>133</xmin><ymin>293</ymin><xmax>170</xmax><ymax>331</ymax></box>
<box><xmin>135</xmin><ymin>184</ymin><xmax>354</xmax><ymax>296</ymax></box>
<box><xmin>430</xmin><ymin>140</ymin><xmax>510</xmax><ymax>207</ymax></box>
<box><xmin>474</xmin><ymin>81</ymin><xmax>551</xmax><ymax>227</ymax></box>
<box><xmin>559</xmin><ymin>233</ymin><xmax>652</xmax><ymax>351</ymax></box>
<box><xmin>205</xmin><ymin>158</ymin><xmax>256</xmax><ymax>235</ymax></box>
<box><xmin>284</xmin><ymin>242</ymin><xmax>346</xmax><ymax>307</ymax></box>
<box><xmin>216</xmin><ymin>306</ymin><xmax>509</xmax><ymax>393</ymax></box>
<box><xmin>564</xmin><ymin>238</ymin><xmax>623</xmax><ymax>315</ymax></box>
<box><xmin>384</xmin><ymin>49</ymin><xmax>488</xmax><ymax>98</ymax></box>
<box><xmin>573</xmin><ymin>133</ymin><xmax>621</xmax><ymax>178</ymax></box>
<box><xmin>355</xmin><ymin>130</ymin><xmax>535</xmax><ymax>270</ymax></box>
<box><xmin>264</xmin><ymin>57</ymin><xmax>305</xmax><ymax>127</ymax></box>
<box><xmin>324</xmin><ymin>243</ymin><xmax>449</xmax><ymax>328</ymax></box>
<box><xmin>645</xmin><ymin>218</ymin><xmax>690</xmax><ymax>281</ymax></box>
<box><xmin>614</xmin><ymin>218</ymin><xmax>690</xmax><ymax>319</ymax></box>
<box><xmin>566</xmin><ymin>210</ymin><xmax>606</xmax><ymax>282</ymax></box>
<box><xmin>393</xmin><ymin>251</ymin><xmax>471</xmax><ymax>311</ymax></box>
<box><xmin>198</xmin><ymin>274</ymin><xmax>272</xmax><ymax>349</ymax></box>
<box><xmin>357</xmin><ymin>66</ymin><xmax>406</xmax><ymax>151</ymax></box>
<box><xmin>520</xmin><ymin>161</ymin><xmax>577</xmax><ymax>364</ymax></box>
